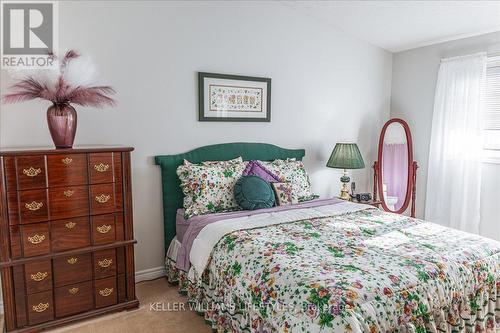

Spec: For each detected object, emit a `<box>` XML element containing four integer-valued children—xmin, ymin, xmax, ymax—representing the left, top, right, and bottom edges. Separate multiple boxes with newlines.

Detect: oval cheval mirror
<box><xmin>373</xmin><ymin>118</ymin><xmax>418</xmax><ymax>217</ymax></box>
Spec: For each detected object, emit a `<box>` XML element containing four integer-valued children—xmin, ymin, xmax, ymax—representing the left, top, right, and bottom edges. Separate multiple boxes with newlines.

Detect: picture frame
<box><xmin>198</xmin><ymin>72</ymin><xmax>271</xmax><ymax>122</ymax></box>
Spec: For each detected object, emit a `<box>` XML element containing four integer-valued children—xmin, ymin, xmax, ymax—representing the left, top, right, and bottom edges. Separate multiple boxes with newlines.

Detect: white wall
<box><xmin>0</xmin><ymin>0</ymin><xmax>393</xmax><ymax>291</ymax></box>
<box><xmin>391</xmin><ymin>31</ymin><xmax>500</xmax><ymax>241</ymax></box>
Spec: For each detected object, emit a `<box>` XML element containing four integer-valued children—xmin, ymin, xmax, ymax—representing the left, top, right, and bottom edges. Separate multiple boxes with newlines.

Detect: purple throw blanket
<box><xmin>175</xmin><ymin>198</ymin><xmax>342</xmax><ymax>272</ymax></box>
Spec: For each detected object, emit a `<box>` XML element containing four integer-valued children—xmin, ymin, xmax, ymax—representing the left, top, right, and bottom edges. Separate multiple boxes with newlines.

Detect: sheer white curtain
<box><xmin>425</xmin><ymin>53</ymin><xmax>487</xmax><ymax>234</ymax></box>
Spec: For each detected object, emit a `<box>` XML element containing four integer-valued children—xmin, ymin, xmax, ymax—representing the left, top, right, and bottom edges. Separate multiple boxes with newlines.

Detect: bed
<box><xmin>155</xmin><ymin>142</ymin><xmax>499</xmax><ymax>333</ymax></box>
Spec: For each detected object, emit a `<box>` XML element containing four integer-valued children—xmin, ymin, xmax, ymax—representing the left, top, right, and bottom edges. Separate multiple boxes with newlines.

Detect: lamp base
<box><xmin>339</xmin><ymin>187</ymin><xmax>351</xmax><ymax>200</ymax></box>
<box><xmin>339</xmin><ymin>169</ymin><xmax>351</xmax><ymax>201</ymax></box>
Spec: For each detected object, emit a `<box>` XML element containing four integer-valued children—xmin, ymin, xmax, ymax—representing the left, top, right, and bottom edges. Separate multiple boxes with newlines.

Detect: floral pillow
<box><xmin>271</xmin><ymin>182</ymin><xmax>298</xmax><ymax>206</ymax></box>
<box><xmin>260</xmin><ymin>159</ymin><xmax>317</xmax><ymax>202</ymax></box>
<box><xmin>177</xmin><ymin>160</ymin><xmax>247</xmax><ymax>219</ymax></box>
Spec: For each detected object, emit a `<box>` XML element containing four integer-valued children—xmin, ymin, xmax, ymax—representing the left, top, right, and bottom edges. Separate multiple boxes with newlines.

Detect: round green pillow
<box><xmin>234</xmin><ymin>175</ymin><xmax>275</xmax><ymax>210</ymax></box>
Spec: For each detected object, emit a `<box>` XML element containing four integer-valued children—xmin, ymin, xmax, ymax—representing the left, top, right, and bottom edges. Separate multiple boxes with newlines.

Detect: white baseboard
<box><xmin>135</xmin><ymin>266</ymin><xmax>166</xmax><ymax>283</ymax></box>
<box><xmin>0</xmin><ymin>267</ymin><xmax>166</xmax><ymax>315</ymax></box>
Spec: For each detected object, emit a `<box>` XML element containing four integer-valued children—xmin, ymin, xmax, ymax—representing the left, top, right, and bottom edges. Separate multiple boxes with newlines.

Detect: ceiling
<box><xmin>284</xmin><ymin>1</ymin><xmax>500</xmax><ymax>52</ymax></box>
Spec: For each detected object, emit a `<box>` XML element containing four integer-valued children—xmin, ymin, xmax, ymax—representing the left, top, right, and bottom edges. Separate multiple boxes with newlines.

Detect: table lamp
<box><xmin>326</xmin><ymin>143</ymin><xmax>365</xmax><ymax>200</ymax></box>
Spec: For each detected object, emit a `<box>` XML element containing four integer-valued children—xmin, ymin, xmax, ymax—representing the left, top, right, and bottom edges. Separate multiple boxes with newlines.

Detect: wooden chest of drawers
<box><xmin>0</xmin><ymin>147</ymin><xmax>138</xmax><ymax>332</ymax></box>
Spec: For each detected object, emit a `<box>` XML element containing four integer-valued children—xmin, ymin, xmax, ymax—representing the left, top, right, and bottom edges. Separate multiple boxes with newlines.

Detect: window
<box><xmin>484</xmin><ymin>55</ymin><xmax>500</xmax><ymax>163</ymax></box>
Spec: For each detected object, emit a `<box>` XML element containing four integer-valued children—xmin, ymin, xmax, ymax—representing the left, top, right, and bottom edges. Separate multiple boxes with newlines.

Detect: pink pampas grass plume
<box><xmin>2</xmin><ymin>49</ymin><xmax>116</xmax><ymax>108</ymax></box>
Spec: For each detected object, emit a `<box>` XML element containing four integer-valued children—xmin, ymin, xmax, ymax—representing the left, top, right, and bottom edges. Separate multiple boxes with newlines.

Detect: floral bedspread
<box><xmin>182</xmin><ymin>208</ymin><xmax>499</xmax><ymax>333</ymax></box>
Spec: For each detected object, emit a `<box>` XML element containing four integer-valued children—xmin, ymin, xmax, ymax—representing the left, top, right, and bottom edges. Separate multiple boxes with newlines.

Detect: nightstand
<box><xmin>354</xmin><ymin>200</ymin><xmax>381</xmax><ymax>208</ymax></box>
<box><xmin>337</xmin><ymin>197</ymin><xmax>381</xmax><ymax>208</ymax></box>
<box><xmin>346</xmin><ymin>198</ymin><xmax>382</xmax><ymax>208</ymax></box>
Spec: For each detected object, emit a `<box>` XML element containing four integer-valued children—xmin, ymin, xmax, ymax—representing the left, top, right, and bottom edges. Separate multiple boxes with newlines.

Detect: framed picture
<box><xmin>198</xmin><ymin>72</ymin><xmax>271</xmax><ymax>122</ymax></box>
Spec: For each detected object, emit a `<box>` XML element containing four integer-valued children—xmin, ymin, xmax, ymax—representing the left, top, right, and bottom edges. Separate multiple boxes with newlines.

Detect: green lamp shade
<box><xmin>326</xmin><ymin>143</ymin><xmax>365</xmax><ymax>169</ymax></box>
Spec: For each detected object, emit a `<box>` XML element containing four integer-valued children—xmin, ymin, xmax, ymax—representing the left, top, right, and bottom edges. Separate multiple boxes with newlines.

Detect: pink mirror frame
<box><xmin>373</xmin><ymin>118</ymin><xmax>419</xmax><ymax>217</ymax></box>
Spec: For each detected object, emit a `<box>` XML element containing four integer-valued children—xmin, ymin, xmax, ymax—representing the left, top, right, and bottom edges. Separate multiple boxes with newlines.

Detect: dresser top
<box><xmin>0</xmin><ymin>145</ymin><xmax>134</xmax><ymax>156</ymax></box>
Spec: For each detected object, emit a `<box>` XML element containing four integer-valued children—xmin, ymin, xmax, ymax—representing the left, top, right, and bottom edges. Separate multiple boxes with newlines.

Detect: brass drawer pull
<box><xmin>68</xmin><ymin>287</ymin><xmax>79</xmax><ymax>295</ymax></box>
<box><xmin>67</xmin><ymin>257</ymin><xmax>78</xmax><ymax>265</ymax></box>
<box><xmin>23</xmin><ymin>167</ymin><xmax>42</xmax><ymax>177</ymax></box>
<box><xmin>63</xmin><ymin>189</ymin><xmax>74</xmax><ymax>197</ymax></box>
<box><xmin>97</xmin><ymin>225</ymin><xmax>112</xmax><ymax>234</ymax></box>
<box><xmin>61</xmin><ymin>157</ymin><xmax>73</xmax><ymax>165</ymax></box>
<box><xmin>98</xmin><ymin>258</ymin><xmax>113</xmax><ymax>268</ymax></box>
<box><xmin>94</xmin><ymin>163</ymin><xmax>110</xmax><ymax>172</ymax></box>
<box><xmin>95</xmin><ymin>194</ymin><xmax>111</xmax><ymax>203</ymax></box>
<box><xmin>99</xmin><ymin>288</ymin><xmax>113</xmax><ymax>297</ymax></box>
<box><xmin>27</xmin><ymin>234</ymin><xmax>45</xmax><ymax>244</ymax></box>
<box><xmin>30</xmin><ymin>272</ymin><xmax>48</xmax><ymax>282</ymax></box>
<box><xmin>25</xmin><ymin>201</ymin><xmax>43</xmax><ymax>211</ymax></box>
<box><xmin>65</xmin><ymin>221</ymin><xmax>76</xmax><ymax>229</ymax></box>
<box><xmin>32</xmin><ymin>303</ymin><xmax>49</xmax><ymax>313</ymax></box>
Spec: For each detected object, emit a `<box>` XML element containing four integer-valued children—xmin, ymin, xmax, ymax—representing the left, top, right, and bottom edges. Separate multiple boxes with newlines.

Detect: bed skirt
<box><xmin>165</xmin><ymin>256</ymin><xmax>499</xmax><ymax>333</ymax></box>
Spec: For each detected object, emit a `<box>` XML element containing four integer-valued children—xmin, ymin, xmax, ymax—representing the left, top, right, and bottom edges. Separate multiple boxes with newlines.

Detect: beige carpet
<box><xmin>0</xmin><ymin>278</ymin><xmax>212</xmax><ymax>333</ymax></box>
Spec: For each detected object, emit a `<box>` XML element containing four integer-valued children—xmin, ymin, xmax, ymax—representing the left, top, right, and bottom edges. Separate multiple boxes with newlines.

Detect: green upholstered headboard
<box><xmin>154</xmin><ymin>142</ymin><xmax>305</xmax><ymax>253</ymax></box>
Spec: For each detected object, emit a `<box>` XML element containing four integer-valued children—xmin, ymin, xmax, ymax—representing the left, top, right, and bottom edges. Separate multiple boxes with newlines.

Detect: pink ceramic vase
<box><xmin>47</xmin><ymin>103</ymin><xmax>77</xmax><ymax>148</ymax></box>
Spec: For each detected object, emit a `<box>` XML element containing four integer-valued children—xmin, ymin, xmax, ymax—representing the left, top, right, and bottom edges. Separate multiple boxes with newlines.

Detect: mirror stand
<box><xmin>373</xmin><ymin>160</ymin><xmax>418</xmax><ymax>217</ymax></box>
